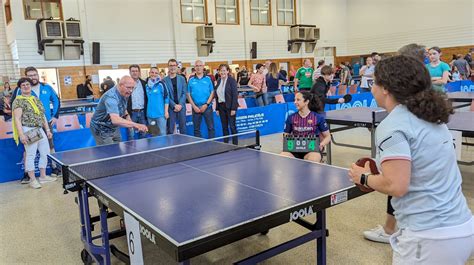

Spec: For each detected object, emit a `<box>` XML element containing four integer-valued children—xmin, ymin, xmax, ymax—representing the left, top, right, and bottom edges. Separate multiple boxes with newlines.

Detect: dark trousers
<box><xmin>387</xmin><ymin>196</ymin><xmax>394</xmax><ymax>216</ymax></box>
<box><xmin>217</xmin><ymin>103</ymin><xmax>238</xmax><ymax>145</ymax></box>
<box><xmin>167</xmin><ymin>106</ymin><xmax>187</xmax><ymax>134</ymax></box>
<box><xmin>192</xmin><ymin>106</ymin><xmax>215</xmax><ymax>139</ymax></box>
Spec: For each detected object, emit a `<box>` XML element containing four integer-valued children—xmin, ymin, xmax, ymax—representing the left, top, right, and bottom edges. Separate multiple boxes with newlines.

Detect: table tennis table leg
<box><xmin>327</xmin><ymin>125</ymin><xmax>333</xmax><ymax>165</ymax></box>
<box><xmin>370</xmin><ymin>125</ymin><xmax>376</xmax><ymax>158</ymax></box>
<box><xmin>316</xmin><ymin>209</ymin><xmax>327</xmax><ymax>265</ymax></box>
<box><xmin>77</xmin><ymin>186</ymin><xmax>111</xmax><ymax>265</ymax></box>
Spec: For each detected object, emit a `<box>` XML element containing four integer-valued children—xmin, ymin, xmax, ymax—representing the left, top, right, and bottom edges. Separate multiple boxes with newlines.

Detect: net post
<box><xmin>255</xmin><ymin>130</ymin><xmax>261</xmax><ymax>150</ymax></box>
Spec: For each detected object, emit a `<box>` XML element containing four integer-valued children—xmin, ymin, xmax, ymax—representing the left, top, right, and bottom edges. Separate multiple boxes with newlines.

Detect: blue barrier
<box><xmin>1</xmin><ymin>94</ymin><xmax>380</xmax><ymax>183</ymax></box>
<box><xmin>445</xmin><ymin>80</ymin><xmax>474</xmax><ymax>92</ymax></box>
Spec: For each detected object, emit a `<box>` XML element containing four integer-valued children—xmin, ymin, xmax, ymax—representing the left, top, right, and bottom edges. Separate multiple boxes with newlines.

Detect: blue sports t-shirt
<box><xmin>187</xmin><ymin>75</ymin><xmax>214</xmax><ymax>107</ymax></box>
<box><xmin>284</xmin><ymin>111</ymin><xmax>329</xmax><ymax>136</ymax></box>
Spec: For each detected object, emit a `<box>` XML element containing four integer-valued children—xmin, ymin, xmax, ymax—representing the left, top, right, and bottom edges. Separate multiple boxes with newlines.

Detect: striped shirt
<box><xmin>284</xmin><ymin>111</ymin><xmax>329</xmax><ymax>136</ymax></box>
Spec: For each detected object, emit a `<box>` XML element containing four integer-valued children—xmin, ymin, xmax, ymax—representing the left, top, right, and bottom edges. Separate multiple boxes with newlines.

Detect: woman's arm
<box><xmin>432</xmin><ymin>70</ymin><xmax>449</xmax><ymax>85</ymax></box>
<box><xmin>13</xmin><ymin>108</ymin><xmax>27</xmax><ymax>144</ymax></box>
<box><xmin>349</xmin><ymin>159</ymin><xmax>411</xmax><ymax>197</ymax></box>
<box><xmin>43</xmin><ymin>115</ymin><xmax>52</xmax><ymax>139</ymax></box>
<box><xmin>319</xmin><ymin>130</ymin><xmax>331</xmax><ymax>149</ymax></box>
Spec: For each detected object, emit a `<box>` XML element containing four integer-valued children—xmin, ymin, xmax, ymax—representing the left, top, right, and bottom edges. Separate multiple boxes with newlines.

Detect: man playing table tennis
<box><xmin>90</xmin><ymin>76</ymin><xmax>148</xmax><ymax>145</ymax></box>
<box><xmin>280</xmin><ymin>91</ymin><xmax>330</xmax><ymax>162</ymax></box>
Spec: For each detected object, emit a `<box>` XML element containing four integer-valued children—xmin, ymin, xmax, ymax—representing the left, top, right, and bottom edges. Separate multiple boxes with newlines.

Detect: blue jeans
<box><xmin>192</xmin><ymin>106</ymin><xmax>215</xmax><ymax>139</ymax></box>
<box><xmin>265</xmin><ymin>90</ymin><xmax>280</xmax><ymax>105</ymax></box>
<box><xmin>128</xmin><ymin>110</ymin><xmax>147</xmax><ymax>139</ymax></box>
<box><xmin>167</xmin><ymin>105</ymin><xmax>187</xmax><ymax>134</ymax></box>
<box><xmin>256</xmin><ymin>93</ymin><xmax>268</xmax><ymax>107</ymax></box>
<box><xmin>148</xmin><ymin>117</ymin><xmax>167</xmax><ymax>136</ymax></box>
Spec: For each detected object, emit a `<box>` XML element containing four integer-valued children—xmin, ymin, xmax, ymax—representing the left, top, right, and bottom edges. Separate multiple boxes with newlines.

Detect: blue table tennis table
<box><xmin>49</xmin><ymin>132</ymin><xmax>367</xmax><ymax>265</ymax></box>
<box><xmin>60</xmin><ymin>98</ymin><xmax>98</xmax><ymax>114</ymax></box>
<box><xmin>325</xmin><ymin>107</ymin><xmax>474</xmax><ymax>165</ymax></box>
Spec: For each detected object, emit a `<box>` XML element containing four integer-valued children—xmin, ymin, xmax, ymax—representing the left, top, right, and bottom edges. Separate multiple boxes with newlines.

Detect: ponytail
<box><xmin>299</xmin><ymin>91</ymin><xmax>323</xmax><ymax>113</ymax></box>
<box><xmin>404</xmin><ymin>90</ymin><xmax>453</xmax><ymax>124</ymax></box>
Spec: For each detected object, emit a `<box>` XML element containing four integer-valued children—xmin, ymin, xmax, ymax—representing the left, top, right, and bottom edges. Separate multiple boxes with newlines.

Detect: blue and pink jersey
<box><xmin>284</xmin><ymin>111</ymin><xmax>329</xmax><ymax>137</ymax></box>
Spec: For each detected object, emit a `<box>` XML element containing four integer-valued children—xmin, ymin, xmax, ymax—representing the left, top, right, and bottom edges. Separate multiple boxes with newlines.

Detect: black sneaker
<box><xmin>20</xmin><ymin>173</ymin><xmax>30</xmax><ymax>184</ymax></box>
<box><xmin>51</xmin><ymin>168</ymin><xmax>62</xmax><ymax>178</ymax></box>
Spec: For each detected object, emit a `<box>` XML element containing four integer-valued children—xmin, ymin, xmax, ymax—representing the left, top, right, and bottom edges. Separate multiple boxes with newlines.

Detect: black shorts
<box><xmin>291</xmin><ymin>152</ymin><xmax>309</xmax><ymax>159</ymax></box>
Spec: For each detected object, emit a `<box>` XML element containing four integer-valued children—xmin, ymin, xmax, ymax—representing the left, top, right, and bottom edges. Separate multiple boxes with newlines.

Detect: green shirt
<box><xmin>12</xmin><ymin>96</ymin><xmax>46</xmax><ymax>128</ymax></box>
<box><xmin>295</xmin><ymin>67</ymin><xmax>314</xmax><ymax>89</ymax></box>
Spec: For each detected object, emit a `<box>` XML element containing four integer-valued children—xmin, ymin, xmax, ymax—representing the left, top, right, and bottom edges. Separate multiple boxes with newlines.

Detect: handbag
<box><xmin>24</xmin><ymin>128</ymin><xmax>43</xmax><ymax>144</ymax></box>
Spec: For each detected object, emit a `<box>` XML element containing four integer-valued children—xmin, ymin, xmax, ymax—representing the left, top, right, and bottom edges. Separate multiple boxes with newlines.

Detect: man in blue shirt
<box><xmin>164</xmin><ymin>59</ymin><xmax>187</xmax><ymax>134</ymax></box>
<box><xmin>127</xmin><ymin>64</ymin><xmax>148</xmax><ymax>140</ymax></box>
<box><xmin>11</xmin><ymin>66</ymin><xmax>61</xmax><ymax>183</ymax></box>
<box><xmin>187</xmin><ymin>60</ymin><xmax>215</xmax><ymax>138</ymax></box>
<box><xmin>90</xmin><ymin>76</ymin><xmax>148</xmax><ymax>145</ymax></box>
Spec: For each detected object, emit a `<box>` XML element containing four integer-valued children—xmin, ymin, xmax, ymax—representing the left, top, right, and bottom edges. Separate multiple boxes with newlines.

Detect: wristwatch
<box><xmin>360</xmin><ymin>173</ymin><xmax>372</xmax><ymax>188</ymax></box>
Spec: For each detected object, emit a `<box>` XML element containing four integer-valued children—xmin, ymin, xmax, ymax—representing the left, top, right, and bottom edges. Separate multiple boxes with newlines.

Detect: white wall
<box><xmin>345</xmin><ymin>0</ymin><xmax>474</xmax><ymax>55</ymax></box>
<box><xmin>4</xmin><ymin>0</ymin><xmax>471</xmax><ymax>67</ymax></box>
<box><xmin>3</xmin><ymin>0</ymin><xmax>344</xmax><ymax>68</ymax></box>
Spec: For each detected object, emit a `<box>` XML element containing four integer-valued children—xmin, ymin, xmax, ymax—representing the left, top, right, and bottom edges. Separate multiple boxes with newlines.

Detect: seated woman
<box><xmin>280</xmin><ymin>91</ymin><xmax>330</xmax><ymax>162</ymax></box>
<box><xmin>12</xmin><ymin>78</ymin><xmax>56</xmax><ymax>189</ymax></box>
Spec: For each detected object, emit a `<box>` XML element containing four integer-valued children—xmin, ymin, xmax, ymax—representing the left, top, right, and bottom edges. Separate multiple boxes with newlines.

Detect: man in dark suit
<box><xmin>127</xmin><ymin>64</ymin><xmax>148</xmax><ymax>139</ymax></box>
<box><xmin>215</xmin><ymin>64</ymin><xmax>239</xmax><ymax>144</ymax></box>
<box><xmin>164</xmin><ymin>59</ymin><xmax>188</xmax><ymax>134</ymax></box>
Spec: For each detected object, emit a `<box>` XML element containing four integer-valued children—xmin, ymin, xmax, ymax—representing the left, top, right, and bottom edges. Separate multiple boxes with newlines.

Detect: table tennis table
<box><xmin>325</xmin><ymin>107</ymin><xmax>474</xmax><ymax>165</ymax></box>
<box><xmin>49</xmin><ymin>132</ymin><xmax>367</xmax><ymax>265</ymax></box>
<box><xmin>447</xmin><ymin>91</ymin><xmax>474</xmax><ymax>109</ymax></box>
<box><xmin>60</xmin><ymin>98</ymin><xmax>98</xmax><ymax>114</ymax></box>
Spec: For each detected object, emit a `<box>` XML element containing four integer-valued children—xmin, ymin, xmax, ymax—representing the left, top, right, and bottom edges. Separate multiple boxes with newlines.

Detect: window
<box><xmin>215</xmin><ymin>0</ymin><xmax>239</xmax><ymax>25</ymax></box>
<box><xmin>250</xmin><ymin>0</ymin><xmax>271</xmax><ymax>25</ymax></box>
<box><xmin>277</xmin><ymin>0</ymin><xmax>295</xmax><ymax>26</ymax></box>
<box><xmin>181</xmin><ymin>0</ymin><xmax>207</xmax><ymax>24</ymax></box>
<box><xmin>4</xmin><ymin>0</ymin><xmax>12</xmax><ymax>25</ymax></box>
<box><xmin>23</xmin><ymin>0</ymin><xmax>63</xmax><ymax>20</ymax></box>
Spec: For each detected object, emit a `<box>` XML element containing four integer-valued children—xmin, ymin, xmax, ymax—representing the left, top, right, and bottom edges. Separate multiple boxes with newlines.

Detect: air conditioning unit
<box><xmin>196</xmin><ymin>25</ymin><xmax>214</xmax><ymax>41</ymax></box>
<box><xmin>63</xmin><ymin>19</ymin><xmax>84</xmax><ymax>60</ymax></box>
<box><xmin>290</xmin><ymin>26</ymin><xmax>305</xmax><ymax>40</ymax></box>
<box><xmin>64</xmin><ymin>20</ymin><xmax>82</xmax><ymax>39</ymax></box>
<box><xmin>305</xmin><ymin>27</ymin><xmax>320</xmax><ymax>41</ymax></box>
<box><xmin>288</xmin><ymin>40</ymin><xmax>302</xmax><ymax>53</ymax></box>
<box><xmin>39</xmin><ymin>20</ymin><xmax>63</xmax><ymax>39</ymax></box>
<box><xmin>304</xmin><ymin>42</ymin><xmax>317</xmax><ymax>53</ymax></box>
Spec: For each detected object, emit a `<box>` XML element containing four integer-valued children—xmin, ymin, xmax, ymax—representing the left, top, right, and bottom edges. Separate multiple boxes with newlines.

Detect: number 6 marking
<box><xmin>129</xmin><ymin>231</ymin><xmax>135</xmax><ymax>255</ymax></box>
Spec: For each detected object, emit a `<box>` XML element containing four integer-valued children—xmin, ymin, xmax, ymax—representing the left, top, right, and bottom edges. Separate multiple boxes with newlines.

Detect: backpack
<box><xmin>76</xmin><ymin>83</ymin><xmax>86</xmax><ymax>98</ymax></box>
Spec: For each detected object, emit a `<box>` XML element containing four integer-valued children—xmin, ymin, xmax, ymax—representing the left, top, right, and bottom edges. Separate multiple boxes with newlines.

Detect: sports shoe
<box><xmin>51</xmin><ymin>168</ymin><xmax>62</xmax><ymax>178</ymax></box>
<box><xmin>38</xmin><ymin>175</ymin><xmax>57</xmax><ymax>183</ymax></box>
<box><xmin>20</xmin><ymin>173</ymin><xmax>30</xmax><ymax>184</ymax></box>
<box><xmin>363</xmin><ymin>225</ymin><xmax>391</xmax><ymax>244</ymax></box>
<box><xmin>29</xmin><ymin>179</ymin><xmax>42</xmax><ymax>189</ymax></box>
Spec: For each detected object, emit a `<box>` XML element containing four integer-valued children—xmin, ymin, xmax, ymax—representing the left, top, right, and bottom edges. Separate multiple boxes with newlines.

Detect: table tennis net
<box><xmin>372</xmin><ymin>109</ymin><xmax>388</xmax><ymax>123</ymax></box>
<box><xmin>69</xmin><ymin>131</ymin><xmax>259</xmax><ymax>182</ymax></box>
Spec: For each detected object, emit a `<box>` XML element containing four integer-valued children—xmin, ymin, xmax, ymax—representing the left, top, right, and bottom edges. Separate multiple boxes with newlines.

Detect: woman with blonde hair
<box><xmin>265</xmin><ymin>62</ymin><xmax>285</xmax><ymax>104</ymax></box>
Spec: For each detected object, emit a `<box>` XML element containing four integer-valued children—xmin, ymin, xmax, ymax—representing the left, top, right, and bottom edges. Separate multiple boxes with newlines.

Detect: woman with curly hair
<box><xmin>349</xmin><ymin>55</ymin><xmax>473</xmax><ymax>264</ymax></box>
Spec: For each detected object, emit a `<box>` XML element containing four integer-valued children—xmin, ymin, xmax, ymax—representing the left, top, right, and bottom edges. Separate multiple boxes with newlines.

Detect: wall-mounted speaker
<box><xmin>250</xmin><ymin>42</ymin><xmax>257</xmax><ymax>59</ymax></box>
<box><xmin>92</xmin><ymin>42</ymin><xmax>100</xmax><ymax>64</ymax></box>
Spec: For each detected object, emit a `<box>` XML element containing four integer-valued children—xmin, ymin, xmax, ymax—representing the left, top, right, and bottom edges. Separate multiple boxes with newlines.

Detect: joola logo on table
<box><xmin>140</xmin><ymin>225</ymin><xmax>156</xmax><ymax>244</ymax></box>
<box><xmin>289</xmin><ymin>206</ymin><xmax>314</xmax><ymax>221</ymax></box>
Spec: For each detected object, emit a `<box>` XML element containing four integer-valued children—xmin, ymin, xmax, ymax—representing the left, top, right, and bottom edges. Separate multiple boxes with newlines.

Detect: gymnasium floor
<box><xmin>1</xmin><ymin>127</ymin><xmax>473</xmax><ymax>265</ymax></box>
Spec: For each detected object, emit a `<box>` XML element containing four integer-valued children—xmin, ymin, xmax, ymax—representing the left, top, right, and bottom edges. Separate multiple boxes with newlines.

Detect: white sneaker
<box><xmin>363</xmin><ymin>225</ymin><xmax>391</xmax><ymax>244</ymax></box>
<box><xmin>38</xmin><ymin>175</ymin><xmax>57</xmax><ymax>183</ymax></box>
<box><xmin>29</xmin><ymin>179</ymin><xmax>42</xmax><ymax>189</ymax></box>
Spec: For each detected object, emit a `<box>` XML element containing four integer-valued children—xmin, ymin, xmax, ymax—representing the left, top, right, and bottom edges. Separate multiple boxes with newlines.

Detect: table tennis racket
<box><xmin>147</xmin><ymin>125</ymin><xmax>161</xmax><ymax>136</ymax></box>
<box><xmin>355</xmin><ymin>157</ymin><xmax>377</xmax><ymax>192</ymax></box>
<box><xmin>343</xmin><ymin>94</ymin><xmax>352</xmax><ymax>103</ymax></box>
